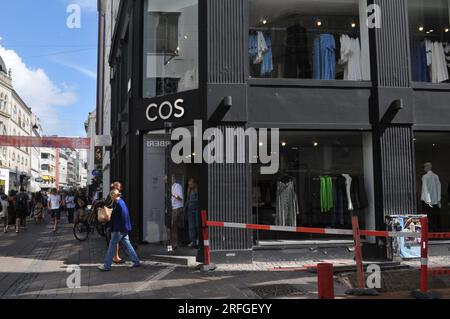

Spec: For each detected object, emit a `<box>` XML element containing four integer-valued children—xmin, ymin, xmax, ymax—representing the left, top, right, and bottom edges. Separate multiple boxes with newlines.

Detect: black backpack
<box><xmin>17</xmin><ymin>193</ymin><xmax>28</xmax><ymax>212</ymax></box>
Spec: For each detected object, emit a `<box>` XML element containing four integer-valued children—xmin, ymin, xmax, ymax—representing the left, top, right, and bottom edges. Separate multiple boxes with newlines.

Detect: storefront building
<box><xmin>103</xmin><ymin>0</ymin><xmax>450</xmax><ymax>263</ymax></box>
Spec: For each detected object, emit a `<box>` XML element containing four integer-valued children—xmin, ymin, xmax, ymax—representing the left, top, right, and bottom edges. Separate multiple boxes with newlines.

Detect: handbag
<box><xmin>98</xmin><ymin>206</ymin><xmax>112</xmax><ymax>223</ymax></box>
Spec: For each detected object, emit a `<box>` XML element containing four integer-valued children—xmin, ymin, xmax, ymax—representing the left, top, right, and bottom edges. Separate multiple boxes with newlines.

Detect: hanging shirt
<box><xmin>421</xmin><ymin>171</ymin><xmax>441</xmax><ymax>206</ymax></box>
<box><xmin>444</xmin><ymin>43</ymin><xmax>450</xmax><ymax>68</ymax></box>
<box><xmin>431</xmin><ymin>41</ymin><xmax>449</xmax><ymax>83</ymax></box>
<box><xmin>313</xmin><ymin>34</ymin><xmax>336</xmax><ymax>80</ymax></box>
<box><xmin>411</xmin><ymin>41</ymin><xmax>431</xmax><ymax>82</ymax></box>
<box><xmin>171</xmin><ymin>183</ymin><xmax>184</xmax><ymax>210</ymax></box>
<box><xmin>276</xmin><ymin>180</ymin><xmax>300</xmax><ymax>227</ymax></box>
<box><xmin>425</xmin><ymin>40</ymin><xmax>433</xmax><ymax>66</ymax></box>
<box><xmin>261</xmin><ymin>33</ymin><xmax>273</xmax><ymax>76</ymax></box>
<box><xmin>339</xmin><ymin>35</ymin><xmax>363</xmax><ymax>81</ymax></box>
<box><xmin>255</xmin><ymin>31</ymin><xmax>268</xmax><ymax>65</ymax></box>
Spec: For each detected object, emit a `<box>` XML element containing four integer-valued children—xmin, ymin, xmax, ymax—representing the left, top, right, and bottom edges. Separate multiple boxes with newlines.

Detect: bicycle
<box><xmin>73</xmin><ymin>206</ymin><xmax>107</xmax><ymax>242</ymax></box>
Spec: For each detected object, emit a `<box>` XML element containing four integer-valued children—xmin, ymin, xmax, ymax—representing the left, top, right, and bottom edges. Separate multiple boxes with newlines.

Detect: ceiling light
<box><xmin>262</xmin><ymin>19</ymin><xmax>268</xmax><ymax>25</ymax></box>
<box><xmin>281</xmin><ymin>142</ymin><xmax>287</xmax><ymax>147</ymax></box>
<box><xmin>445</xmin><ymin>28</ymin><xmax>449</xmax><ymax>33</ymax></box>
<box><xmin>259</xmin><ymin>142</ymin><xmax>264</xmax><ymax>147</ymax></box>
<box><xmin>429</xmin><ymin>29</ymin><xmax>434</xmax><ymax>33</ymax></box>
<box><xmin>418</xmin><ymin>26</ymin><xmax>424</xmax><ymax>32</ymax></box>
<box><xmin>313</xmin><ymin>142</ymin><xmax>319</xmax><ymax>147</ymax></box>
<box><xmin>316</xmin><ymin>20</ymin><xmax>322</xmax><ymax>27</ymax></box>
<box><xmin>351</xmin><ymin>22</ymin><xmax>357</xmax><ymax>28</ymax></box>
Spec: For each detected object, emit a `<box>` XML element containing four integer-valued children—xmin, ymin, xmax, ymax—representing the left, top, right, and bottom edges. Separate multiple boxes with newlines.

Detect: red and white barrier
<box><xmin>201</xmin><ymin>211</ymin><xmax>450</xmax><ymax>296</ymax></box>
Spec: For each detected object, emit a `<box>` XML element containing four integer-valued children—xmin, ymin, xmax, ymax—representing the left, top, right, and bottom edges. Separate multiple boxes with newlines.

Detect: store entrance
<box><xmin>142</xmin><ymin>132</ymin><xmax>200</xmax><ymax>248</ymax></box>
<box><xmin>414</xmin><ymin>132</ymin><xmax>450</xmax><ymax>232</ymax></box>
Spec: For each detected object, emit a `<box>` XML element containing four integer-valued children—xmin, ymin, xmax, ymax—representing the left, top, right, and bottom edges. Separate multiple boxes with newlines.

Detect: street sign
<box><xmin>95</xmin><ymin>135</ymin><xmax>112</xmax><ymax>147</ymax></box>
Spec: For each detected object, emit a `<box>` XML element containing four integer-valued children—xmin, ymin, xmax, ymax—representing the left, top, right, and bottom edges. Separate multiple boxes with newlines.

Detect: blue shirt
<box><xmin>111</xmin><ymin>198</ymin><xmax>132</xmax><ymax>233</ymax></box>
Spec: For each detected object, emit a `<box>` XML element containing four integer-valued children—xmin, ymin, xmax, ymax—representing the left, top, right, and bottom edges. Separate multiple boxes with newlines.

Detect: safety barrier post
<box><xmin>200</xmin><ymin>210</ymin><xmax>216</xmax><ymax>272</ymax></box>
<box><xmin>317</xmin><ymin>263</ymin><xmax>335</xmax><ymax>299</ymax></box>
<box><xmin>420</xmin><ymin>217</ymin><xmax>429</xmax><ymax>293</ymax></box>
<box><xmin>351</xmin><ymin>215</ymin><xmax>365</xmax><ymax>289</ymax></box>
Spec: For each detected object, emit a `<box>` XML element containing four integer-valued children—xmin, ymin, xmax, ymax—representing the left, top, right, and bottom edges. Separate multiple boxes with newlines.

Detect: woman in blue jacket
<box><xmin>98</xmin><ymin>189</ymin><xmax>140</xmax><ymax>271</ymax></box>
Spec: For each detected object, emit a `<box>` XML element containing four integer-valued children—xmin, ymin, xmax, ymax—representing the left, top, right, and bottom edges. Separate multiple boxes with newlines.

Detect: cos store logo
<box><xmin>146</xmin><ymin>99</ymin><xmax>185</xmax><ymax>122</ymax></box>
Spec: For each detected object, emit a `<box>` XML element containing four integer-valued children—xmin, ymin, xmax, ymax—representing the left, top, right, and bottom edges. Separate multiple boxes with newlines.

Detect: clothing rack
<box><xmin>249</xmin><ymin>26</ymin><xmax>287</xmax><ymax>32</ymax></box>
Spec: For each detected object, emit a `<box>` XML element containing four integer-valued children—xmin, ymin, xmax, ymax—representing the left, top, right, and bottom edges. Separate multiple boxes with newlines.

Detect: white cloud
<box><xmin>52</xmin><ymin>57</ymin><xmax>97</xmax><ymax>80</ymax></box>
<box><xmin>0</xmin><ymin>45</ymin><xmax>78</xmax><ymax>135</ymax></box>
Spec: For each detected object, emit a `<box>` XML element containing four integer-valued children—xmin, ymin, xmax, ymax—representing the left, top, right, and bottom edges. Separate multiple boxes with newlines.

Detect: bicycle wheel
<box><xmin>73</xmin><ymin>222</ymin><xmax>89</xmax><ymax>242</ymax></box>
<box><xmin>95</xmin><ymin>220</ymin><xmax>106</xmax><ymax>238</ymax></box>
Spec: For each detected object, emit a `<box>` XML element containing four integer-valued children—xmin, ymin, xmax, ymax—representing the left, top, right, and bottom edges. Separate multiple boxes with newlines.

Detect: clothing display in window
<box><xmin>320</xmin><ymin>176</ymin><xmax>334</xmax><ymax>213</ymax></box>
<box><xmin>332</xmin><ymin>176</ymin><xmax>349</xmax><ymax>227</ymax></box>
<box><xmin>275</xmin><ymin>179</ymin><xmax>300</xmax><ymax>227</ymax></box>
<box><xmin>349</xmin><ymin>175</ymin><xmax>368</xmax><ymax>210</ymax></box>
<box><xmin>313</xmin><ymin>33</ymin><xmax>336</xmax><ymax>80</ymax></box>
<box><xmin>412</xmin><ymin>40</ymin><xmax>431</xmax><ymax>82</ymax></box>
<box><xmin>339</xmin><ymin>35</ymin><xmax>362</xmax><ymax>81</ymax></box>
<box><xmin>412</xmin><ymin>39</ymin><xmax>449</xmax><ymax>83</ymax></box>
<box><xmin>285</xmin><ymin>24</ymin><xmax>310</xmax><ymax>78</ymax></box>
<box><xmin>249</xmin><ymin>31</ymin><xmax>273</xmax><ymax>76</ymax></box>
<box><xmin>421</xmin><ymin>170</ymin><xmax>441</xmax><ymax>206</ymax></box>
<box><xmin>431</xmin><ymin>41</ymin><xmax>449</xmax><ymax>83</ymax></box>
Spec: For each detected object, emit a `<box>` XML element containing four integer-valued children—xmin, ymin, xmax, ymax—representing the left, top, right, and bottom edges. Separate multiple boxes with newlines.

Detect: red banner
<box><xmin>0</xmin><ymin>136</ymin><xmax>91</xmax><ymax>149</ymax></box>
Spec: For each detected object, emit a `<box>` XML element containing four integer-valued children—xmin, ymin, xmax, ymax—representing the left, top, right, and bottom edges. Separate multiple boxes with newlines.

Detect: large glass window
<box><xmin>253</xmin><ymin>131</ymin><xmax>374</xmax><ymax>244</ymax></box>
<box><xmin>249</xmin><ymin>0</ymin><xmax>371</xmax><ymax>81</ymax></box>
<box><xmin>414</xmin><ymin>133</ymin><xmax>450</xmax><ymax>232</ymax></box>
<box><xmin>143</xmin><ymin>0</ymin><xmax>198</xmax><ymax>98</ymax></box>
<box><xmin>409</xmin><ymin>0</ymin><xmax>450</xmax><ymax>83</ymax></box>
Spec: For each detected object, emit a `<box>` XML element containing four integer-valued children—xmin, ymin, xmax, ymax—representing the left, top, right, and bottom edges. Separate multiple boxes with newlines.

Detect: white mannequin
<box><xmin>421</xmin><ymin>162</ymin><xmax>442</xmax><ymax>208</ymax></box>
<box><xmin>342</xmin><ymin>174</ymin><xmax>354</xmax><ymax>211</ymax></box>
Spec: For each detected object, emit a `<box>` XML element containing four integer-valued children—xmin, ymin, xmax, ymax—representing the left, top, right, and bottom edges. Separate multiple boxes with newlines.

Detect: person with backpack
<box><xmin>15</xmin><ymin>187</ymin><xmax>29</xmax><ymax>233</ymax></box>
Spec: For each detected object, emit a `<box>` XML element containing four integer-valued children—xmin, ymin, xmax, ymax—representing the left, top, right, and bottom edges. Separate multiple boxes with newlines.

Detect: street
<box><xmin>0</xmin><ymin>215</ymin><xmax>351</xmax><ymax>299</ymax></box>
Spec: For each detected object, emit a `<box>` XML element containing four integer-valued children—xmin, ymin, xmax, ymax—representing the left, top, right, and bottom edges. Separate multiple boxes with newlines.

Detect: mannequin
<box><xmin>421</xmin><ymin>162</ymin><xmax>441</xmax><ymax>231</ymax></box>
<box><xmin>342</xmin><ymin>174</ymin><xmax>354</xmax><ymax>211</ymax></box>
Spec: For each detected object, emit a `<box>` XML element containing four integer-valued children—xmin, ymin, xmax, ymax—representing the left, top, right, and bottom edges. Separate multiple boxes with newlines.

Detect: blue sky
<box><xmin>0</xmin><ymin>0</ymin><xmax>98</xmax><ymax>137</ymax></box>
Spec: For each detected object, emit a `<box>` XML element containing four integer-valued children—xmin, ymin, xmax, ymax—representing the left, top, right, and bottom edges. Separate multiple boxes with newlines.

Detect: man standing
<box><xmin>48</xmin><ymin>188</ymin><xmax>61</xmax><ymax>233</ymax></box>
<box><xmin>15</xmin><ymin>187</ymin><xmax>29</xmax><ymax>233</ymax></box>
<box><xmin>168</xmin><ymin>175</ymin><xmax>184</xmax><ymax>251</ymax></box>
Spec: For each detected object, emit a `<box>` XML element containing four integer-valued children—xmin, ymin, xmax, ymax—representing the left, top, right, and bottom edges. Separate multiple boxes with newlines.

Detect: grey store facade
<box><xmin>107</xmin><ymin>0</ymin><xmax>450</xmax><ymax>264</ymax></box>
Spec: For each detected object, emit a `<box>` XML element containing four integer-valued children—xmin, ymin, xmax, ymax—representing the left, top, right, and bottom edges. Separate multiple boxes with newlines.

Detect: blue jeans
<box><xmin>103</xmin><ymin>232</ymin><xmax>140</xmax><ymax>269</ymax></box>
<box><xmin>187</xmin><ymin>209</ymin><xmax>199</xmax><ymax>244</ymax></box>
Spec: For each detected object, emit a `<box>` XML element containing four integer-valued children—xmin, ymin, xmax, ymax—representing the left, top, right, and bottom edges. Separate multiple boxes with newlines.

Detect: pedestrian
<box><xmin>7</xmin><ymin>190</ymin><xmax>17</xmax><ymax>233</ymax></box>
<box><xmin>104</xmin><ymin>182</ymin><xmax>125</xmax><ymax>264</ymax></box>
<box><xmin>167</xmin><ymin>175</ymin><xmax>184</xmax><ymax>251</ymax></box>
<box><xmin>65</xmin><ymin>191</ymin><xmax>75</xmax><ymax>224</ymax></box>
<box><xmin>15</xmin><ymin>187</ymin><xmax>29</xmax><ymax>233</ymax></box>
<box><xmin>33</xmin><ymin>191</ymin><xmax>44</xmax><ymax>224</ymax></box>
<box><xmin>98</xmin><ymin>189</ymin><xmax>140</xmax><ymax>271</ymax></box>
<box><xmin>185</xmin><ymin>178</ymin><xmax>200</xmax><ymax>248</ymax></box>
<box><xmin>0</xmin><ymin>190</ymin><xmax>8</xmax><ymax>233</ymax></box>
<box><xmin>48</xmin><ymin>188</ymin><xmax>62</xmax><ymax>233</ymax></box>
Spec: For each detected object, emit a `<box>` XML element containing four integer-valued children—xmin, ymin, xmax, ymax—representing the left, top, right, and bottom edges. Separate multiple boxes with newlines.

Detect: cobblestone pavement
<box><xmin>0</xmin><ymin>217</ymin><xmax>349</xmax><ymax>299</ymax></box>
<box><xmin>1</xmin><ymin>216</ymin><xmax>449</xmax><ymax>299</ymax></box>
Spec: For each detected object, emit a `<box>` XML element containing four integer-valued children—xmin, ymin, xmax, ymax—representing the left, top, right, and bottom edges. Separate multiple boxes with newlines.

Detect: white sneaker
<box><xmin>98</xmin><ymin>265</ymin><xmax>110</xmax><ymax>272</ymax></box>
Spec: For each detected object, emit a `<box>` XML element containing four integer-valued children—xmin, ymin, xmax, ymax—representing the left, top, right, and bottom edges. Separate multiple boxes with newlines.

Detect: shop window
<box><xmin>143</xmin><ymin>0</ymin><xmax>199</xmax><ymax>98</ymax></box>
<box><xmin>409</xmin><ymin>0</ymin><xmax>450</xmax><ymax>83</ymax></box>
<box><xmin>249</xmin><ymin>0</ymin><xmax>371</xmax><ymax>81</ymax></box>
<box><xmin>252</xmin><ymin>131</ymin><xmax>374</xmax><ymax>243</ymax></box>
<box><xmin>414</xmin><ymin>132</ymin><xmax>450</xmax><ymax>232</ymax></box>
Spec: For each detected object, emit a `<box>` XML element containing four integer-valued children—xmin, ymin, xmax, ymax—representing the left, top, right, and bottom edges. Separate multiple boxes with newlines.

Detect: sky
<box><xmin>0</xmin><ymin>0</ymin><xmax>98</xmax><ymax>137</ymax></box>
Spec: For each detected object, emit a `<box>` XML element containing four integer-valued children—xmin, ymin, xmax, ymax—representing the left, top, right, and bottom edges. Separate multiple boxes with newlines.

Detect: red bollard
<box><xmin>420</xmin><ymin>217</ymin><xmax>429</xmax><ymax>293</ymax></box>
<box><xmin>201</xmin><ymin>210</ymin><xmax>211</xmax><ymax>266</ymax></box>
<box><xmin>317</xmin><ymin>263</ymin><xmax>335</xmax><ymax>299</ymax></box>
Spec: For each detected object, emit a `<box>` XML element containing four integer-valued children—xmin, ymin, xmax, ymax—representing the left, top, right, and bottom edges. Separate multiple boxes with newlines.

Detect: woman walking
<box><xmin>98</xmin><ymin>189</ymin><xmax>140</xmax><ymax>271</ymax></box>
<box><xmin>104</xmin><ymin>182</ymin><xmax>124</xmax><ymax>264</ymax></box>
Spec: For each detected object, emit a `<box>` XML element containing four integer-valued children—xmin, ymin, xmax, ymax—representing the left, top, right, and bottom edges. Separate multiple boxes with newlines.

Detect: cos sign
<box><xmin>146</xmin><ymin>99</ymin><xmax>185</xmax><ymax>122</ymax></box>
